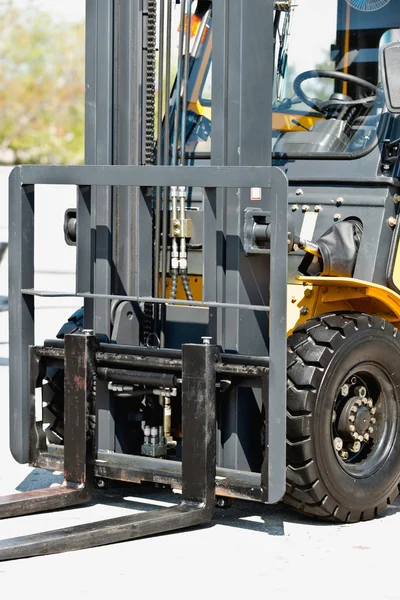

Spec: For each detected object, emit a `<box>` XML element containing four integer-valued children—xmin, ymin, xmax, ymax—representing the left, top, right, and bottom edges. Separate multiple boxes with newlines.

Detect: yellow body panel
<box><xmin>287</xmin><ymin>277</ymin><xmax>400</xmax><ymax>336</ymax></box>
<box><xmin>392</xmin><ymin>243</ymin><xmax>400</xmax><ymax>291</ymax></box>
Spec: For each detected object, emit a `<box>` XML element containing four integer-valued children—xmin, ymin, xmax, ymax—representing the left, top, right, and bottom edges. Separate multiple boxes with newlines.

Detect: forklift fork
<box><xmin>0</xmin><ymin>334</ymin><xmax>217</xmax><ymax>560</ymax></box>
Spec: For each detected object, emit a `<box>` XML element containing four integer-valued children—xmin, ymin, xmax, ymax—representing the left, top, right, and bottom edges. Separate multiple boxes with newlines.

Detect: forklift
<box><xmin>3</xmin><ymin>0</ymin><xmax>400</xmax><ymax>559</ymax></box>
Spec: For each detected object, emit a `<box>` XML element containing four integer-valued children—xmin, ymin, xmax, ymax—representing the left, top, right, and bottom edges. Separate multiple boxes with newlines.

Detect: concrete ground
<box><xmin>1</xmin><ymin>174</ymin><xmax>400</xmax><ymax>599</ymax></box>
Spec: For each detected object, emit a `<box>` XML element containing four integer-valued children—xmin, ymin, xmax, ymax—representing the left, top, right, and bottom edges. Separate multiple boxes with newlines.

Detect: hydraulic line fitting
<box><xmin>170</xmin><ymin>186</ymin><xmax>180</xmax><ymax>271</ymax></box>
<box><xmin>179</xmin><ymin>186</ymin><xmax>188</xmax><ymax>271</ymax></box>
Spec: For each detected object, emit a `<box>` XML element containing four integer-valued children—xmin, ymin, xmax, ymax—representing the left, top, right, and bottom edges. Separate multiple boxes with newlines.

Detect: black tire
<box><xmin>285</xmin><ymin>312</ymin><xmax>400</xmax><ymax>522</ymax></box>
<box><xmin>42</xmin><ymin>366</ymin><xmax>96</xmax><ymax>446</ymax></box>
<box><xmin>42</xmin><ymin>368</ymin><xmax>65</xmax><ymax>444</ymax></box>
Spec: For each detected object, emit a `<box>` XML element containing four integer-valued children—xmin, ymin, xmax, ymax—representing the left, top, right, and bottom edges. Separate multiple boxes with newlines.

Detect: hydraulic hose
<box><xmin>181</xmin><ymin>270</ymin><xmax>193</xmax><ymax>301</ymax></box>
<box><xmin>170</xmin><ymin>268</ymin><xmax>179</xmax><ymax>300</ymax></box>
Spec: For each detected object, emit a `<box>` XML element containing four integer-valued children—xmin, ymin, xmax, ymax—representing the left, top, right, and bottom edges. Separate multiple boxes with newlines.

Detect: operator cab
<box><xmin>272</xmin><ymin>0</ymin><xmax>390</xmax><ymax>157</ymax></box>
<box><xmin>172</xmin><ymin>0</ymin><xmax>398</xmax><ymax>164</ymax></box>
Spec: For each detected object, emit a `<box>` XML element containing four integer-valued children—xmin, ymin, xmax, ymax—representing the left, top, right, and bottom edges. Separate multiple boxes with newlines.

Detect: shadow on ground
<box><xmin>15</xmin><ymin>467</ymin><xmax>400</xmax><ymax>539</ymax></box>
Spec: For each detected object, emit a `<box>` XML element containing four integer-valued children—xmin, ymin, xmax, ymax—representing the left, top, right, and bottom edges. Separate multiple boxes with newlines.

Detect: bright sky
<box><xmin>15</xmin><ymin>0</ymin><xmax>85</xmax><ymax>21</ymax></box>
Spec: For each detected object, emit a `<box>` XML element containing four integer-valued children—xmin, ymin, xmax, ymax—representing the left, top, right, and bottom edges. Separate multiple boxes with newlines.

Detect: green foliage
<box><xmin>0</xmin><ymin>0</ymin><xmax>84</xmax><ymax>164</ymax></box>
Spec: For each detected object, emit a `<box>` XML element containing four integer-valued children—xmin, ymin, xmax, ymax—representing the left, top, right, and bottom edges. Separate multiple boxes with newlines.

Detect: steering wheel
<box><xmin>293</xmin><ymin>70</ymin><xmax>378</xmax><ymax>113</ymax></box>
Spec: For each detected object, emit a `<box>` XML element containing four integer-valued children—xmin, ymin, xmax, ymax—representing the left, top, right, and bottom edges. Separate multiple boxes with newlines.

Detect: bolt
<box><xmin>383</xmin><ymin>164</ymin><xmax>391</xmax><ymax>171</ymax></box>
<box><xmin>334</xmin><ymin>437</ymin><xmax>343</xmax><ymax>451</ymax></box>
<box><xmin>291</xmin><ymin>296</ymin><xmax>297</xmax><ymax>303</ymax></box>
<box><xmin>300</xmin><ymin>306</ymin><xmax>309</xmax><ymax>316</ymax></box>
<box><xmin>336</xmin><ymin>197</ymin><xmax>344</xmax><ymax>206</ymax></box>
<box><xmin>315</xmin><ymin>205</ymin><xmax>321</xmax><ymax>213</ymax></box>
<box><xmin>304</xmin><ymin>289</ymin><xmax>313</xmax><ymax>298</ymax></box>
<box><xmin>216</xmin><ymin>497</ymin><xmax>229</xmax><ymax>508</ymax></box>
<box><xmin>370</xmin><ymin>417</ymin><xmax>376</xmax><ymax>425</ymax></box>
<box><xmin>364</xmin><ymin>433</ymin><xmax>370</xmax><ymax>442</ymax></box>
<box><xmin>302</xmin><ymin>205</ymin><xmax>310</xmax><ymax>212</ymax></box>
<box><xmin>388</xmin><ymin>217</ymin><xmax>397</xmax><ymax>227</ymax></box>
<box><xmin>341</xmin><ymin>383</ymin><xmax>350</xmax><ymax>397</ymax></box>
<box><xmin>351</xmin><ymin>441</ymin><xmax>361</xmax><ymax>453</ymax></box>
<box><xmin>370</xmin><ymin>407</ymin><xmax>376</xmax><ymax>415</ymax></box>
<box><xmin>340</xmin><ymin>450</ymin><xmax>349</xmax><ymax>460</ymax></box>
<box><xmin>349</xmin><ymin>424</ymin><xmax>355</xmax><ymax>432</ymax></box>
<box><xmin>349</xmin><ymin>415</ymin><xmax>355</xmax><ymax>423</ymax></box>
<box><xmin>355</xmin><ymin>386</ymin><xmax>367</xmax><ymax>398</ymax></box>
<box><xmin>201</xmin><ymin>336</ymin><xmax>212</xmax><ymax>345</ymax></box>
<box><xmin>96</xmin><ymin>479</ymin><xmax>106</xmax><ymax>489</ymax></box>
<box><xmin>334</xmin><ymin>214</ymin><xmax>341</xmax><ymax>222</ymax></box>
<box><xmin>82</xmin><ymin>329</ymin><xmax>94</xmax><ymax>336</ymax></box>
<box><xmin>351</xmin><ymin>377</ymin><xmax>357</xmax><ymax>385</ymax></box>
<box><xmin>292</xmin><ymin>204</ymin><xmax>299</xmax><ymax>212</ymax></box>
<box><xmin>296</xmin><ymin>189</ymin><xmax>304</xmax><ymax>196</ymax></box>
<box><xmin>368</xmin><ymin>426</ymin><xmax>374</xmax><ymax>434</ymax></box>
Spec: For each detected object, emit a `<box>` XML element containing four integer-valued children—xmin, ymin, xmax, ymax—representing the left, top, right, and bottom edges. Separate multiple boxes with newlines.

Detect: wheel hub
<box><xmin>337</xmin><ymin>396</ymin><xmax>372</xmax><ymax>440</ymax></box>
<box><xmin>333</xmin><ymin>376</ymin><xmax>378</xmax><ymax>460</ymax></box>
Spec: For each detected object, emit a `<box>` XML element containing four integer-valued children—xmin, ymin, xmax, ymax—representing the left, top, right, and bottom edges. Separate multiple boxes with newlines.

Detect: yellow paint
<box><xmin>272</xmin><ymin>112</ymin><xmax>322</xmax><ymax>133</ymax></box>
<box><xmin>342</xmin><ymin>2</ymin><xmax>351</xmax><ymax>95</ymax></box>
<box><xmin>287</xmin><ymin>283</ymin><xmax>315</xmax><ymax>335</ymax></box>
<box><xmin>190</xmin><ymin>96</ymin><xmax>321</xmax><ymax>133</ymax></box>
<box><xmin>296</xmin><ymin>276</ymin><xmax>400</xmax><ymax>327</ymax></box>
<box><xmin>287</xmin><ymin>276</ymin><xmax>400</xmax><ymax>335</ymax></box>
<box><xmin>392</xmin><ymin>243</ymin><xmax>400</xmax><ymax>291</ymax></box>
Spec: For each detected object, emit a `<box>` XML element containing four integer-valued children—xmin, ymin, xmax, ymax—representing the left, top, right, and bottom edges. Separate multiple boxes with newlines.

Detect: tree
<box><xmin>0</xmin><ymin>0</ymin><xmax>85</xmax><ymax>164</ymax></box>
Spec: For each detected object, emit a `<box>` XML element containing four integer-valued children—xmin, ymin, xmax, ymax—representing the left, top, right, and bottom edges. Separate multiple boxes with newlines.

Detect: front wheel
<box><xmin>284</xmin><ymin>313</ymin><xmax>400</xmax><ymax>522</ymax></box>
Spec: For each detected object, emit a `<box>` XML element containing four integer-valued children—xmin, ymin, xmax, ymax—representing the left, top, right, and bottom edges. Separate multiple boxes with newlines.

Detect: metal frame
<box><xmin>8</xmin><ymin>164</ymin><xmax>287</xmax><ymax>506</ymax></box>
<box><xmin>0</xmin><ymin>338</ymin><xmax>218</xmax><ymax>560</ymax></box>
<box><xmin>1</xmin><ymin>334</ymin><xmax>95</xmax><ymax>521</ymax></box>
<box><xmin>5</xmin><ymin>0</ymin><xmax>290</xmax><ymax>559</ymax></box>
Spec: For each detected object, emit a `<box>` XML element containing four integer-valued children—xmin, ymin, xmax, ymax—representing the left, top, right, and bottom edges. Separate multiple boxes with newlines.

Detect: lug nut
<box><xmin>358</xmin><ymin>435</ymin><xmax>364</xmax><ymax>442</ymax></box>
<box><xmin>334</xmin><ymin>437</ymin><xmax>343</xmax><ymax>451</ymax></box>
<box><xmin>351</xmin><ymin>406</ymin><xmax>358</xmax><ymax>413</ymax></box>
<box><xmin>370</xmin><ymin>417</ymin><xmax>376</xmax><ymax>424</ymax></box>
<box><xmin>352</xmin><ymin>432</ymin><xmax>359</xmax><ymax>439</ymax></box>
<box><xmin>355</xmin><ymin>386</ymin><xmax>367</xmax><ymax>398</ymax></box>
<box><xmin>341</xmin><ymin>384</ymin><xmax>350</xmax><ymax>397</ymax></box>
<box><xmin>364</xmin><ymin>433</ymin><xmax>370</xmax><ymax>442</ymax></box>
<box><xmin>367</xmin><ymin>399</ymin><xmax>373</xmax><ymax>408</ymax></box>
<box><xmin>356</xmin><ymin>399</ymin><xmax>363</xmax><ymax>406</ymax></box>
<box><xmin>351</xmin><ymin>377</ymin><xmax>357</xmax><ymax>385</ymax></box>
<box><xmin>370</xmin><ymin>407</ymin><xmax>376</xmax><ymax>415</ymax></box>
<box><xmin>351</xmin><ymin>441</ymin><xmax>361</xmax><ymax>453</ymax></box>
<box><xmin>349</xmin><ymin>415</ymin><xmax>355</xmax><ymax>423</ymax></box>
<box><xmin>349</xmin><ymin>425</ymin><xmax>356</xmax><ymax>432</ymax></box>
<box><xmin>368</xmin><ymin>427</ymin><xmax>374</xmax><ymax>434</ymax></box>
